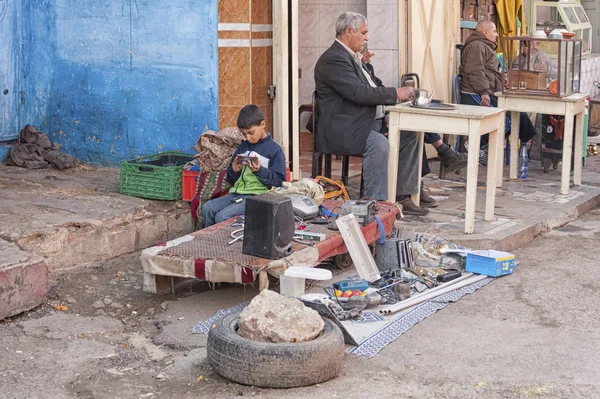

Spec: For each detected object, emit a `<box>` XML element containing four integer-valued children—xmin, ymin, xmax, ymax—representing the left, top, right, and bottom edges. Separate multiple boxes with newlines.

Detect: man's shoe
<box><xmin>398</xmin><ymin>198</ymin><xmax>430</xmax><ymax>216</ymax></box>
<box><xmin>441</xmin><ymin>148</ymin><xmax>468</xmax><ymax>173</ymax></box>
<box><xmin>420</xmin><ymin>187</ymin><xmax>438</xmax><ymax>208</ymax></box>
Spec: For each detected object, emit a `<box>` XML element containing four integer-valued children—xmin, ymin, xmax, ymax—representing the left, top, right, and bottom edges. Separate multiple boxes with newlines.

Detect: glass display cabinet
<box><xmin>502</xmin><ymin>36</ymin><xmax>582</xmax><ymax>97</ymax></box>
<box><xmin>533</xmin><ymin>1</ymin><xmax>592</xmax><ymax>55</ymax></box>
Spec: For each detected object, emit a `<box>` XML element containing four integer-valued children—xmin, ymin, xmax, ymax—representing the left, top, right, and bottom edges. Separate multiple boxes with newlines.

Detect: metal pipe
<box><xmin>379</xmin><ymin>274</ymin><xmax>487</xmax><ymax>315</ymax></box>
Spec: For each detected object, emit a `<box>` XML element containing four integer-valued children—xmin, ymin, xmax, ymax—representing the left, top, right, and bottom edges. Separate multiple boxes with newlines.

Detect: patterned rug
<box><xmin>189</xmin><ymin>275</ymin><xmax>494</xmax><ymax>357</ymax></box>
<box><xmin>188</xmin><ymin>230</ymin><xmax>501</xmax><ymax>357</ymax></box>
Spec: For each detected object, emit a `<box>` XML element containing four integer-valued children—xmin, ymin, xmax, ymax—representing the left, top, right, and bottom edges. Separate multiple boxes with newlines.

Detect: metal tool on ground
<box><xmin>340</xmin><ymin>199</ymin><xmax>378</xmax><ymax>226</ymax></box>
<box><xmin>228</xmin><ymin>227</ymin><xmax>244</xmax><ymax>245</ymax></box>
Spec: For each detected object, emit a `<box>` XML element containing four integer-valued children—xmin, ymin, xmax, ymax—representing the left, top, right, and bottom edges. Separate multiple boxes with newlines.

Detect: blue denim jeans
<box><xmin>202</xmin><ymin>193</ymin><xmax>254</xmax><ymax>227</ymax></box>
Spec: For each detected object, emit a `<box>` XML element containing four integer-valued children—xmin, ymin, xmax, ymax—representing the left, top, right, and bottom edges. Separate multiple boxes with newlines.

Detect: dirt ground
<box><xmin>2</xmin><ymin>208</ymin><xmax>600</xmax><ymax>398</ymax></box>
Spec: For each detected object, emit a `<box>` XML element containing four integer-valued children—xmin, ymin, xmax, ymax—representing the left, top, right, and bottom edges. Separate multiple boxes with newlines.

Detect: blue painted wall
<box><xmin>6</xmin><ymin>1</ymin><xmax>218</xmax><ymax>165</ymax></box>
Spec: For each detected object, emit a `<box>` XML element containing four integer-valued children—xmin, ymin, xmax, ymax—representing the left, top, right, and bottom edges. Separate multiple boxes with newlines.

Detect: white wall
<box><xmin>298</xmin><ymin>0</ymin><xmax>367</xmax><ymax>132</ymax></box>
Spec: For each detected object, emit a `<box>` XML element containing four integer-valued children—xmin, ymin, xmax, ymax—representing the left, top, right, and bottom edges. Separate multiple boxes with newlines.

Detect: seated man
<box><xmin>459</xmin><ymin>20</ymin><xmax>537</xmax><ymax>164</ymax></box>
<box><xmin>314</xmin><ymin>11</ymin><xmax>428</xmax><ymax>215</ymax></box>
<box><xmin>202</xmin><ymin>105</ymin><xmax>286</xmax><ymax>227</ymax></box>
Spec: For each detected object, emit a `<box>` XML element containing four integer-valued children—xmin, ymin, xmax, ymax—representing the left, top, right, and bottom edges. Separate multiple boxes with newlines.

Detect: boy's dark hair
<box><xmin>237</xmin><ymin>105</ymin><xmax>265</xmax><ymax>129</ymax></box>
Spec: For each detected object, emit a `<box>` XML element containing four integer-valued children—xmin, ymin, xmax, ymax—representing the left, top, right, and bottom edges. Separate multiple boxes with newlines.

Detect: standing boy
<box><xmin>202</xmin><ymin>105</ymin><xmax>286</xmax><ymax>227</ymax></box>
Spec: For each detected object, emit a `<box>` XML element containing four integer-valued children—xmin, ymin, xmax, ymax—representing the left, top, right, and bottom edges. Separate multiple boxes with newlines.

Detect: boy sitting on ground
<box><xmin>202</xmin><ymin>105</ymin><xmax>286</xmax><ymax>227</ymax></box>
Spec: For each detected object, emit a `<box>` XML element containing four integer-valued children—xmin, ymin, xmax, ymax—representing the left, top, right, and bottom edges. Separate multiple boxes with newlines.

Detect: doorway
<box><xmin>0</xmin><ymin>0</ymin><xmax>19</xmax><ymax>140</ymax></box>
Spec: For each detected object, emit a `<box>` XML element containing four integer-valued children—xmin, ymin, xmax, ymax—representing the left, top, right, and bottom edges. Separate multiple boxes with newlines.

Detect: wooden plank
<box><xmin>272</xmin><ymin>0</ymin><xmax>289</xmax><ymax>156</ymax></box>
<box><xmin>290</xmin><ymin>0</ymin><xmax>300</xmax><ymax>180</ymax></box>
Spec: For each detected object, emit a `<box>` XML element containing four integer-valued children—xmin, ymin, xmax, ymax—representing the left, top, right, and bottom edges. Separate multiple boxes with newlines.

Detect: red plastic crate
<box><xmin>182</xmin><ymin>170</ymin><xmax>199</xmax><ymax>202</ymax></box>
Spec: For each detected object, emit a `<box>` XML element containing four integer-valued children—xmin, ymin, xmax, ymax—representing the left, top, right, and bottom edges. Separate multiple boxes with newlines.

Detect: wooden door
<box><xmin>400</xmin><ymin>0</ymin><xmax>461</xmax><ymax>103</ymax></box>
<box><xmin>0</xmin><ymin>0</ymin><xmax>18</xmax><ymax>139</ymax></box>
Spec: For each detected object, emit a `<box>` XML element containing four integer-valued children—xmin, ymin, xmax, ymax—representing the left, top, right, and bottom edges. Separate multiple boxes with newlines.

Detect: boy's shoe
<box><xmin>398</xmin><ymin>198</ymin><xmax>430</xmax><ymax>216</ymax></box>
<box><xmin>420</xmin><ymin>187</ymin><xmax>439</xmax><ymax>208</ymax></box>
<box><xmin>441</xmin><ymin>148</ymin><xmax>468</xmax><ymax>172</ymax></box>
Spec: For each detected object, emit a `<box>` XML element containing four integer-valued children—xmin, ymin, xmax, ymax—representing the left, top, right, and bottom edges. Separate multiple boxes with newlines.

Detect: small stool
<box><xmin>280</xmin><ymin>267</ymin><xmax>332</xmax><ymax>298</ymax></box>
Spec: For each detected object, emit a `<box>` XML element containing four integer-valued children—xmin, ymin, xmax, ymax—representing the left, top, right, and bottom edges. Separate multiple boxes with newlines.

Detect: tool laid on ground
<box><xmin>340</xmin><ymin>199</ymin><xmax>378</xmax><ymax>225</ymax></box>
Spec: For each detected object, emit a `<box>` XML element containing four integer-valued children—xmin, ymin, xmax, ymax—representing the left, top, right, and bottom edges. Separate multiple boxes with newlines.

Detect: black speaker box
<box><xmin>242</xmin><ymin>194</ymin><xmax>294</xmax><ymax>259</ymax></box>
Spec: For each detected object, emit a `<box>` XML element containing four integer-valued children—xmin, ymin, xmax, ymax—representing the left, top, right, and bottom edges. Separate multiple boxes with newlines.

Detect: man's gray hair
<box><xmin>335</xmin><ymin>12</ymin><xmax>367</xmax><ymax>38</ymax></box>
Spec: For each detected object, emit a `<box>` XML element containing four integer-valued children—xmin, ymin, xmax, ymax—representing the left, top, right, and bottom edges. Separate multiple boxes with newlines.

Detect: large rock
<box><xmin>238</xmin><ymin>290</ymin><xmax>324</xmax><ymax>343</ymax></box>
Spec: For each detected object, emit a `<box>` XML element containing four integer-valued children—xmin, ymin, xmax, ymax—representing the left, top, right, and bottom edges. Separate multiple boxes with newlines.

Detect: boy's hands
<box><xmin>232</xmin><ymin>155</ymin><xmax>243</xmax><ymax>173</ymax></box>
<box><xmin>246</xmin><ymin>157</ymin><xmax>260</xmax><ymax>172</ymax></box>
<box><xmin>232</xmin><ymin>155</ymin><xmax>260</xmax><ymax>173</ymax></box>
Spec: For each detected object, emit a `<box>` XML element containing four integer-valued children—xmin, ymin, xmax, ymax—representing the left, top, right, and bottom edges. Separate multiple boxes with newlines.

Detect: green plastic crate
<box><xmin>119</xmin><ymin>151</ymin><xmax>195</xmax><ymax>200</ymax></box>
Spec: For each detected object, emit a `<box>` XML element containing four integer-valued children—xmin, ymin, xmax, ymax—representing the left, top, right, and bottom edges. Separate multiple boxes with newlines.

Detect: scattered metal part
<box><xmin>228</xmin><ymin>227</ymin><xmax>244</xmax><ymax>245</ymax></box>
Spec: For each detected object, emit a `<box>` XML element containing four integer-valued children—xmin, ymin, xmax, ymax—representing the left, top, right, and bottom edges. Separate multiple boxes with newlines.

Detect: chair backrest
<box><xmin>454</xmin><ymin>73</ymin><xmax>462</xmax><ymax>104</ymax></box>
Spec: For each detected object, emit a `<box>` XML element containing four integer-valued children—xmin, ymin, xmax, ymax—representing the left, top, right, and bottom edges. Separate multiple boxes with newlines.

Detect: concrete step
<box><xmin>0</xmin><ymin>240</ymin><xmax>48</xmax><ymax>320</ymax></box>
<box><xmin>0</xmin><ymin>164</ymin><xmax>195</xmax><ymax>273</ymax></box>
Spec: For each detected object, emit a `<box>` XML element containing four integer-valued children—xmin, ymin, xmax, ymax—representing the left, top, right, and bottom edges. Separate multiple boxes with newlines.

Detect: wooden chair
<box><xmin>300</xmin><ymin>91</ymin><xmax>364</xmax><ymax>197</ymax></box>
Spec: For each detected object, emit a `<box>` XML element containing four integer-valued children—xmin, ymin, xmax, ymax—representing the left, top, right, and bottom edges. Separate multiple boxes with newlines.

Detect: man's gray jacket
<box><xmin>314</xmin><ymin>41</ymin><xmax>397</xmax><ymax>155</ymax></box>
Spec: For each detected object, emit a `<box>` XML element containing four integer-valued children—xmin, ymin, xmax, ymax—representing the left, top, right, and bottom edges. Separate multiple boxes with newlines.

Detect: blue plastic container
<box><xmin>466</xmin><ymin>250</ymin><xmax>515</xmax><ymax>277</ymax></box>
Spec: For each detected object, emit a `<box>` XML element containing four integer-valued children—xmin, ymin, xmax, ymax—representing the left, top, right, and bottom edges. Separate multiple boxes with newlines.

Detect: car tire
<box><xmin>207</xmin><ymin>311</ymin><xmax>345</xmax><ymax>388</ymax></box>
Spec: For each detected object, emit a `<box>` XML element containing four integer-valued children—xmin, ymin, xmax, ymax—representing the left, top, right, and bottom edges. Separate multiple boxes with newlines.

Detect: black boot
<box><xmin>441</xmin><ymin>147</ymin><xmax>468</xmax><ymax>172</ymax></box>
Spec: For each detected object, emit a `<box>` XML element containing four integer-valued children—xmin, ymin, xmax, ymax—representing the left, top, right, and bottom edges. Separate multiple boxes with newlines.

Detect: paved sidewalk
<box><xmin>1</xmin><ymin>146</ymin><xmax>600</xmax><ymax>318</ymax></box>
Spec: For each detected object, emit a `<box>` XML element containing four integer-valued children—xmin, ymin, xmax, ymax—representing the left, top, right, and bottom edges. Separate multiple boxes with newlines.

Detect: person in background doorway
<box><xmin>202</xmin><ymin>105</ymin><xmax>286</xmax><ymax>227</ymax></box>
<box><xmin>459</xmin><ymin>20</ymin><xmax>536</xmax><ymax>165</ymax></box>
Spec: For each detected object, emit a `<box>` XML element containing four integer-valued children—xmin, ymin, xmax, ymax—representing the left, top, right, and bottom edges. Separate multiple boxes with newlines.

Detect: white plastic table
<box><xmin>496</xmin><ymin>92</ymin><xmax>587</xmax><ymax>194</ymax></box>
<box><xmin>386</xmin><ymin>103</ymin><xmax>506</xmax><ymax>234</ymax></box>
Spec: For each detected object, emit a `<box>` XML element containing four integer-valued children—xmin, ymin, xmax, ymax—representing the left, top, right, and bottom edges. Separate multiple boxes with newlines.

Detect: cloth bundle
<box><xmin>7</xmin><ymin>125</ymin><xmax>77</xmax><ymax>170</ymax></box>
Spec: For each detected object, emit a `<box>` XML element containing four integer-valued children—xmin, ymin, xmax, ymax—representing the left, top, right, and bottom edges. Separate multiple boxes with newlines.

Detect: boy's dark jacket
<box><xmin>226</xmin><ymin>134</ymin><xmax>286</xmax><ymax>194</ymax></box>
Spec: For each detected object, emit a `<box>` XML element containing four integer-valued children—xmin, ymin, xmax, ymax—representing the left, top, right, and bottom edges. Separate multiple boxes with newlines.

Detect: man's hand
<box><xmin>232</xmin><ymin>155</ymin><xmax>243</xmax><ymax>173</ymax></box>
<box><xmin>480</xmin><ymin>94</ymin><xmax>491</xmax><ymax>107</ymax></box>
<box><xmin>396</xmin><ymin>86</ymin><xmax>417</xmax><ymax>102</ymax></box>
<box><xmin>247</xmin><ymin>157</ymin><xmax>261</xmax><ymax>173</ymax></box>
<box><xmin>361</xmin><ymin>49</ymin><xmax>375</xmax><ymax>63</ymax></box>
<box><xmin>534</xmin><ymin>63</ymin><xmax>547</xmax><ymax>73</ymax></box>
